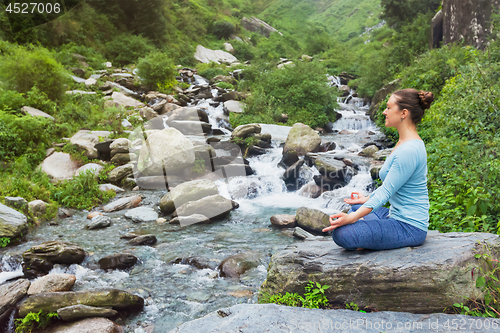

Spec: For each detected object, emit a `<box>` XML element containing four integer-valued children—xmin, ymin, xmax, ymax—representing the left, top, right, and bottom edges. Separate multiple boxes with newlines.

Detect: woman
<box><xmin>322</xmin><ymin>88</ymin><xmax>434</xmax><ymax>251</ymax></box>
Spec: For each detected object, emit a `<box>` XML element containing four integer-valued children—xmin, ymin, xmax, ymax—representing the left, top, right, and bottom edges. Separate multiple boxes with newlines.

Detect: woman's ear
<box><xmin>402</xmin><ymin>108</ymin><xmax>410</xmax><ymax>118</ymax></box>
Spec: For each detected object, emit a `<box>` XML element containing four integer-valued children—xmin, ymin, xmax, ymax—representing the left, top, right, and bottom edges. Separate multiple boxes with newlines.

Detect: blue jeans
<box><xmin>331</xmin><ymin>204</ymin><xmax>427</xmax><ymax>251</ymax></box>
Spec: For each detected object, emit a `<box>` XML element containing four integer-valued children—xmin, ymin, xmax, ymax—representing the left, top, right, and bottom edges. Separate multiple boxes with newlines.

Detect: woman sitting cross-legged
<box><xmin>322</xmin><ymin>88</ymin><xmax>434</xmax><ymax>251</ymax></box>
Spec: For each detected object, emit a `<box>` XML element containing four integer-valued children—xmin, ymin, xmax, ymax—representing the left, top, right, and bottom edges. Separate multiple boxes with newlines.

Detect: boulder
<box><xmin>168</xmin><ymin>120</ymin><xmax>212</xmax><ymax>135</ymax></box>
<box><xmin>57</xmin><ymin>305</ymin><xmax>118</xmax><ymax>322</ymax></box>
<box><xmin>128</xmin><ymin>235</ymin><xmax>157</xmax><ymax>246</ymax></box>
<box><xmin>169</xmin><ymin>214</ymin><xmax>210</xmax><ymax>227</ymax></box>
<box><xmin>175</xmin><ymin>194</ymin><xmax>233</xmax><ymax>219</ymax></box>
<box><xmin>373</xmin><ymin>149</ymin><xmax>393</xmax><ymax>161</ymax></box>
<box><xmin>231</xmin><ymin>123</ymin><xmax>261</xmax><ymax>139</ymax></box>
<box><xmin>297</xmin><ymin>183</ymin><xmax>322</xmax><ymax>199</ymax></box>
<box><xmin>368</xmin><ymin>79</ymin><xmax>400</xmax><ymax>121</ymax></box>
<box><xmin>223</xmin><ymin>100</ymin><xmax>245</xmax><ymax>114</ymax></box>
<box><xmin>108</xmin><ymin>164</ymin><xmax>133</xmax><ymax>183</ymax></box>
<box><xmin>260</xmin><ymin>231</ymin><xmax>500</xmax><ymax>313</ymax></box>
<box><xmin>159</xmin><ymin>179</ymin><xmax>219</xmax><ymax>214</ymax></box>
<box><xmin>22</xmin><ymin>241</ymin><xmax>86</xmax><ymax>278</ymax></box>
<box><xmin>137</xmin><ymin>128</ymin><xmax>195</xmax><ymax>176</ymax></box>
<box><xmin>295</xmin><ymin>207</ymin><xmax>330</xmax><ymax>235</ymax></box>
<box><xmin>293</xmin><ymin>226</ymin><xmax>320</xmax><ymax>240</ymax></box>
<box><xmin>241</xmin><ymin>16</ymin><xmax>281</xmax><ymax>38</ymax></box>
<box><xmin>0</xmin><ymin>279</ymin><xmax>30</xmax><ymax>322</ymax></box>
<box><xmin>99</xmin><ymin>184</ymin><xmax>124</xmax><ymax>193</ymax></box>
<box><xmin>28</xmin><ymin>200</ymin><xmax>47</xmax><ymax>217</ymax></box>
<box><xmin>283</xmin><ymin>123</ymin><xmax>321</xmax><ymax>157</ymax></box>
<box><xmin>70</xmin><ymin>130</ymin><xmax>99</xmax><ymax>159</ymax></box>
<box><xmin>4</xmin><ymin>197</ymin><xmax>28</xmax><ymax>211</ymax></box>
<box><xmin>28</xmin><ymin>273</ymin><xmax>76</xmax><ymax>295</ymax></box>
<box><xmin>194</xmin><ymin>45</ymin><xmax>238</xmax><ymax>65</ymax></box>
<box><xmin>358</xmin><ymin>144</ymin><xmax>379</xmax><ymax>158</ymax></box>
<box><xmin>109</xmin><ymin>92</ymin><xmax>144</xmax><ymax>108</ymax></box>
<box><xmin>167</xmin><ymin>303</ymin><xmax>497</xmax><ymax>333</ymax></box>
<box><xmin>102</xmin><ymin>196</ymin><xmax>142</xmax><ymax>213</ymax></box>
<box><xmin>39</xmin><ymin>152</ymin><xmax>80</xmax><ymax>181</ymax></box>
<box><xmin>314</xmin><ymin>155</ymin><xmax>354</xmax><ymax>182</ymax></box>
<box><xmin>18</xmin><ymin>288</ymin><xmax>144</xmax><ymax>317</ymax></box>
<box><xmin>77</xmin><ymin>163</ymin><xmax>104</xmax><ymax>178</ymax></box>
<box><xmin>217</xmin><ymin>251</ymin><xmax>262</xmax><ymax>278</ymax></box>
<box><xmin>110</xmin><ymin>153</ymin><xmax>130</xmax><ymax>165</ymax></box>
<box><xmin>270</xmin><ymin>215</ymin><xmax>297</xmax><ymax>228</ymax></box>
<box><xmin>124</xmin><ymin>207</ymin><xmax>158</xmax><ymax>223</ymax></box>
<box><xmin>21</xmin><ymin>106</ymin><xmax>54</xmax><ymax>120</ymax></box>
<box><xmin>86</xmin><ymin>216</ymin><xmax>112</xmax><ymax>230</ymax></box>
<box><xmin>0</xmin><ymin>203</ymin><xmax>28</xmax><ymax>238</ymax></box>
<box><xmin>42</xmin><ymin>317</ymin><xmax>122</xmax><ymax>332</ymax></box>
<box><xmin>98</xmin><ymin>253</ymin><xmax>138</xmax><ymax>270</ymax></box>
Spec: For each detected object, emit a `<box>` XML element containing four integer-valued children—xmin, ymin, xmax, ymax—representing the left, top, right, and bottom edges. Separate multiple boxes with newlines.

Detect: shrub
<box><xmin>232</xmin><ymin>40</ymin><xmax>254</xmax><ymax>61</ymax></box>
<box><xmin>0</xmin><ymin>45</ymin><xmax>69</xmax><ymax>101</ymax></box>
<box><xmin>137</xmin><ymin>51</ymin><xmax>176</xmax><ymax>90</ymax></box>
<box><xmin>15</xmin><ymin>311</ymin><xmax>59</xmax><ymax>333</ymax></box>
<box><xmin>103</xmin><ymin>33</ymin><xmax>155</xmax><ymax>67</ymax></box>
<box><xmin>212</xmin><ymin>20</ymin><xmax>235</xmax><ymax>39</ymax></box>
<box><xmin>216</xmin><ymin>82</ymin><xmax>234</xmax><ymax>90</ymax></box>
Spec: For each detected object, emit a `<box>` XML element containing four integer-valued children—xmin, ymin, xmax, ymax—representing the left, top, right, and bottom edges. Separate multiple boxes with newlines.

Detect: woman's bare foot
<box><xmin>356</xmin><ymin>248</ymin><xmax>364</xmax><ymax>251</ymax></box>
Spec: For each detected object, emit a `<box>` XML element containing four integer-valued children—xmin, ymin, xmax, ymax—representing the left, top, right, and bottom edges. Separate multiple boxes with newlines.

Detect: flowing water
<box><xmin>0</xmin><ymin>77</ymin><xmax>387</xmax><ymax>332</ymax></box>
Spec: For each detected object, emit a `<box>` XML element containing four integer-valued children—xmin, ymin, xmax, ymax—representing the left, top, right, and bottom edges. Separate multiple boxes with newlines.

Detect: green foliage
<box><xmin>216</xmin><ymin>82</ymin><xmax>234</xmax><ymax>90</ymax></box>
<box><xmin>345</xmin><ymin>302</ymin><xmax>367</xmax><ymax>313</ymax></box>
<box><xmin>0</xmin><ymin>44</ymin><xmax>69</xmax><ymax>101</ymax></box>
<box><xmin>0</xmin><ymin>237</ymin><xmax>10</xmax><ymax>248</ymax></box>
<box><xmin>212</xmin><ymin>20</ymin><xmax>235</xmax><ymax>39</ymax></box>
<box><xmin>103</xmin><ymin>33</ymin><xmax>155</xmax><ymax>67</ymax></box>
<box><xmin>137</xmin><ymin>51</ymin><xmax>176</xmax><ymax>90</ymax></box>
<box><xmin>197</xmin><ymin>61</ymin><xmax>229</xmax><ymax>80</ymax></box>
<box><xmin>191</xmin><ymin>158</ymin><xmax>206</xmax><ymax>175</ymax></box>
<box><xmin>98</xmin><ymin>163</ymin><xmax>116</xmax><ymax>184</ymax></box>
<box><xmin>15</xmin><ymin>310</ymin><xmax>59</xmax><ymax>333</ymax></box>
<box><xmin>51</xmin><ymin>170</ymin><xmax>115</xmax><ymax>210</ymax></box>
<box><xmin>381</xmin><ymin>0</ymin><xmax>441</xmax><ymax>29</ymax></box>
<box><xmin>54</xmin><ymin>43</ymin><xmax>106</xmax><ymax>70</ymax></box>
<box><xmin>260</xmin><ymin>280</ymin><xmax>330</xmax><ymax>309</ymax></box>
<box><xmin>232</xmin><ymin>40</ymin><xmax>255</xmax><ymax>61</ymax></box>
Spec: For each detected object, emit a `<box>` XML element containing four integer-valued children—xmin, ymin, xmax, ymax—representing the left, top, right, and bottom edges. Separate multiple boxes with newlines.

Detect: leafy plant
<box><xmin>15</xmin><ymin>310</ymin><xmax>59</xmax><ymax>333</ymax></box>
<box><xmin>137</xmin><ymin>51</ymin><xmax>176</xmax><ymax>90</ymax></box>
<box><xmin>0</xmin><ymin>237</ymin><xmax>10</xmax><ymax>248</ymax></box>
<box><xmin>345</xmin><ymin>302</ymin><xmax>367</xmax><ymax>313</ymax></box>
<box><xmin>216</xmin><ymin>82</ymin><xmax>234</xmax><ymax>90</ymax></box>
<box><xmin>260</xmin><ymin>280</ymin><xmax>330</xmax><ymax>309</ymax></box>
<box><xmin>103</xmin><ymin>33</ymin><xmax>155</xmax><ymax>67</ymax></box>
<box><xmin>191</xmin><ymin>158</ymin><xmax>206</xmax><ymax>176</ymax></box>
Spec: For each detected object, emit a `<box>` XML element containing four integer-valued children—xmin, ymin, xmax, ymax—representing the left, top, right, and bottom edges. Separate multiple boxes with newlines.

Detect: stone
<box><xmin>231</xmin><ymin>123</ymin><xmax>261</xmax><ymax>139</ymax></box>
<box><xmin>260</xmin><ymin>231</ymin><xmax>500</xmax><ymax>313</ymax></box>
<box><xmin>22</xmin><ymin>241</ymin><xmax>86</xmax><ymax>278</ymax></box>
<box><xmin>241</xmin><ymin>16</ymin><xmax>281</xmax><ymax>38</ymax></box>
<box><xmin>358</xmin><ymin>144</ymin><xmax>379</xmax><ymax>157</ymax></box>
<box><xmin>128</xmin><ymin>235</ymin><xmax>157</xmax><ymax>246</ymax></box>
<box><xmin>167</xmin><ymin>303</ymin><xmax>498</xmax><ymax>333</ymax></box>
<box><xmin>314</xmin><ymin>155</ymin><xmax>354</xmax><ymax>182</ymax></box>
<box><xmin>169</xmin><ymin>214</ymin><xmax>210</xmax><ymax>227</ymax></box>
<box><xmin>4</xmin><ymin>197</ymin><xmax>28</xmax><ymax>210</ymax></box>
<box><xmin>292</xmin><ymin>226</ymin><xmax>319</xmax><ymax>240</ymax></box>
<box><xmin>41</xmin><ymin>317</ymin><xmax>122</xmax><ymax>333</ymax></box>
<box><xmin>124</xmin><ymin>207</ymin><xmax>158</xmax><ymax>223</ymax></box>
<box><xmin>156</xmin><ymin>218</ymin><xmax>167</xmax><ymax>224</ymax></box>
<box><xmin>373</xmin><ymin>149</ymin><xmax>393</xmax><ymax>161</ymax></box>
<box><xmin>108</xmin><ymin>164</ymin><xmax>133</xmax><ymax>183</ymax></box>
<box><xmin>370</xmin><ymin>161</ymin><xmax>384</xmax><ymax>180</ymax></box>
<box><xmin>217</xmin><ymin>251</ymin><xmax>262</xmax><ymax>278</ymax></box>
<box><xmin>283</xmin><ymin>123</ymin><xmax>321</xmax><ymax>157</ymax></box>
<box><xmin>0</xmin><ymin>279</ymin><xmax>30</xmax><ymax>322</ymax></box>
<box><xmin>77</xmin><ymin>163</ymin><xmax>104</xmax><ymax>178</ymax></box>
<box><xmin>0</xmin><ymin>203</ymin><xmax>28</xmax><ymax>238</ymax></box>
<box><xmin>295</xmin><ymin>207</ymin><xmax>330</xmax><ymax>235</ymax></box>
<box><xmin>28</xmin><ymin>200</ymin><xmax>47</xmax><ymax>217</ymax></box>
<box><xmin>137</xmin><ymin>128</ymin><xmax>195</xmax><ymax>176</ymax></box>
<box><xmin>58</xmin><ymin>207</ymin><xmax>74</xmax><ymax>218</ymax></box>
<box><xmin>57</xmin><ymin>305</ymin><xmax>118</xmax><ymax>322</ymax></box>
<box><xmin>270</xmin><ymin>215</ymin><xmax>297</xmax><ymax>228</ymax></box>
<box><xmin>99</xmin><ymin>184</ymin><xmax>124</xmax><ymax>193</ymax></box>
<box><xmin>85</xmin><ymin>78</ymin><xmax>97</xmax><ymax>86</ymax></box>
<box><xmin>110</xmin><ymin>153</ymin><xmax>130</xmax><ymax>165</ymax></box>
<box><xmin>70</xmin><ymin>130</ymin><xmax>99</xmax><ymax>159</ymax></box>
<box><xmin>86</xmin><ymin>215</ymin><xmax>112</xmax><ymax>230</ymax></box>
<box><xmin>175</xmin><ymin>194</ymin><xmax>233</xmax><ymax>219</ymax></box>
<box><xmin>368</xmin><ymin>79</ymin><xmax>400</xmax><ymax>121</ymax></box>
<box><xmin>160</xmin><ymin>179</ymin><xmax>219</xmax><ymax>214</ymax></box>
<box><xmin>224</xmin><ymin>42</ymin><xmax>234</xmax><ymax>53</ymax></box>
<box><xmin>39</xmin><ymin>152</ymin><xmax>80</xmax><ymax>181</ymax></box>
<box><xmin>194</xmin><ymin>45</ymin><xmax>238</xmax><ymax>65</ymax></box>
<box><xmin>298</xmin><ymin>183</ymin><xmax>322</xmax><ymax>199</ymax></box>
<box><xmin>87</xmin><ymin>212</ymin><xmax>103</xmax><ymax>219</ymax></box>
<box><xmin>168</xmin><ymin>120</ymin><xmax>212</xmax><ymax>135</ymax></box>
<box><xmin>282</xmin><ymin>159</ymin><xmax>304</xmax><ymax>183</ymax></box>
<box><xmin>139</xmin><ymin>106</ymin><xmax>158</xmax><ymax>120</ymax></box>
<box><xmin>18</xmin><ymin>288</ymin><xmax>144</xmax><ymax>317</ymax></box>
<box><xmin>102</xmin><ymin>196</ymin><xmax>142</xmax><ymax>212</ymax></box>
<box><xmin>223</xmin><ymin>100</ymin><xmax>245</xmax><ymax>114</ymax></box>
<box><xmin>28</xmin><ymin>273</ymin><xmax>76</xmax><ymax>295</ymax></box>
<box><xmin>21</xmin><ymin>106</ymin><xmax>55</xmax><ymax>120</ymax></box>
<box><xmin>109</xmin><ymin>92</ymin><xmax>144</xmax><ymax>108</ymax></box>
<box><xmin>98</xmin><ymin>253</ymin><xmax>138</xmax><ymax>270</ymax></box>
<box><xmin>109</xmin><ymin>138</ymin><xmax>131</xmax><ymax>151</ymax></box>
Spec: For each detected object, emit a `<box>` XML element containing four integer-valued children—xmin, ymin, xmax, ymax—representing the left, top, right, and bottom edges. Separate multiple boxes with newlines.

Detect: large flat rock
<box><xmin>39</xmin><ymin>152</ymin><xmax>80</xmax><ymax>181</ymax></box>
<box><xmin>0</xmin><ymin>279</ymin><xmax>30</xmax><ymax>322</ymax></box>
<box><xmin>168</xmin><ymin>303</ymin><xmax>498</xmax><ymax>333</ymax></box>
<box><xmin>260</xmin><ymin>231</ymin><xmax>500</xmax><ymax>313</ymax></box>
<box><xmin>0</xmin><ymin>203</ymin><xmax>28</xmax><ymax>238</ymax></box>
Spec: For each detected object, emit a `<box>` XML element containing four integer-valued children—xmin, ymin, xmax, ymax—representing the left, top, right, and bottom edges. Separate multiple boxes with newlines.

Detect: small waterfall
<box><xmin>330</xmin><ymin>109</ymin><xmax>375</xmax><ymax>131</ymax></box>
<box><xmin>0</xmin><ymin>255</ymin><xmax>23</xmax><ymax>284</ymax></box>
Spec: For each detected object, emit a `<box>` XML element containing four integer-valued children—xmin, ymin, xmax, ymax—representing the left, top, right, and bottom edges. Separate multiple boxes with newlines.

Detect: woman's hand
<box><xmin>322</xmin><ymin>212</ymin><xmax>356</xmax><ymax>232</ymax></box>
<box><xmin>344</xmin><ymin>192</ymin><xmax>368</xmax><ymax>205</ymax></box>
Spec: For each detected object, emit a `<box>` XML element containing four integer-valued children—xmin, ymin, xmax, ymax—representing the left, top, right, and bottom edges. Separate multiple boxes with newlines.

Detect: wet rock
<box><xmin>0</xmin><ymin>279</ymin><xmax>30</xmax><ymax>322</ymax></box>
<box><xmin>21</xmin><ymin>106</ymin><xmax>55</xmax><ymax>120</ymax></box>
<box><xmin>28</xmin><ymin>273</ymin><xmax>76</xmax><ymax>295</ymax></box>
<box><xmin>270</xmin><ymin>215</ymin><xmax>297</xmax><ymax>228</ymax></box>
<box><xmin>370</xmin><ymin>161</ymin><xmax>384</xmax><ymax>180</ymax></box>
<box><xmin>98</xmin><ymin>253</ymin><xmax>138</xmax><ymax>270</ymax></box>
<box><xmin>261</xmin><ymin>231</ymin><xmax>500</xmax><ymax>313</ymax></box>
<box><xmin>318</xmin><ymin>141</ymin><xmax>336</xmax><ymax>152</ymax></box>
<box><xmin>87</xmin><ymin>212</ymin><xmax>103</xmax><ymax>219</ymax></box>
<box><xmin>110</xmin><ymin>153</ymin><xmax>130</xmax><ymax>166</ymax></box>
<box><xmin>4</xmin><ymin>197</ymin><xmax>28</xmax><ymax>211</ymax></box>
<box><xmin>41</xmin><ymin>317</ymin><xmax>123</xmax><ymax>332</ymax></box>
<box><xmin>295</xmin><ymin>207</ymin><xmax>330</xmax><ymax>235</ymax></box>
<box><xmin>167</xmin><ymin>303</ymin><xmax>496</xmax><ymax>333</ymax></box>
<box><xmin>283</xmin><ymin>123</ymin><xmax>321</xmax><ymax>157</ymax></box>
<box><xmin>223</xmin><ymin>100</ymin><xmax>245</xmax><ymax>114</ymax></box>
<box><xmin>108</xmin><ymin>164</ymin><xmax>133</xmax><ymax>183</ymax></box>
<box><xmin>298</xmin><ymin>183</ymin><xmax>322</xmax><ymax>198</ymax></box>
<box><xmin>39</xmin><ymin>152</ymin><xmax>80</xmax><ymax>181</ymax></box>
<box><xmin>175</xmin><ymin>194</ymin><xmax>233</xmax><ymax>219</ymax></box>
<box><xmin>168</xmin><ymin>120</ymin><xmax>212</xmax><ymax>135</ymax></box>
<box><xmin>231</xmin><ymin>123</ymin><xmax>261</xmax><ymax>139</ymax></box>
<box><xmin>124</xmin><ymin>207</ymin><xmax>158</xmax><ymax>223</ymax></box>
<box><xmin>22</xmin><ymin>241</ymin><xmax>86</xmax><ymax>278</ymax></box>
<box><xmin>217</xmin><ymin>251</ymin><xmax>262</xmax><ymax>278</ymax></box>
<box><xmin>58</xmin><ymin>207</ymin><xmax>74</xmax><ymax>218</ymax></box>
<box><xmin>368</xmin><ymin>79</ymin><xmax>400</xmax><ymax>121</ymax></box>
<box><xmin>103</xmin><ymin>195</ymin><xmax>142</xmax><ymax>213</ymax></box>
<box><xmin>128</xmin><ymin>235</ymin><xmax>157</xmax><ymax>246</ymax></box>
<box><xmin>169</xmin><ymin>214</ymin><xmax>210</xmax><ymax>227</ymax></box>
<box><xmin>373</xmin><ymin>149</ymin><xmax>393</xmax><ymax>161</ymax></box>
<box><xmin>119</xmin><ymin>233</ymin><xmax>140</xmax><ymax>240</ymax></box>
<box><xmin>86</xmin><ymin>216</ymin><xmax>112</xmax><ymax>230</ymax></box>
<box><xmin>18</xmin><ymin>288</ymin><xmax>144</xmax><ymax>317</ymax></box>
<box><xmin>57</xmin><ymin>305</ymin><xmax>118</xmax><ymax>322</ymax></box>
<box><xmin>0</xmin><ymin>203</ymin><xmax>28</xmax><ymax>238</ymax></box>
<box><xmin>358</xmin><ymin>144</ymin><xmax>379</xmax><ymax>158</ymax></box>
<box><xmin>99</xmin><ymin>184</ymin><xmax>125</xmax><ymax>193</ymax></box>
<box><xmin>292</xmin><ymin>226</ymin><xmax>320</xmax><ymax>240</ymax></box>
<box><xmin>160</xmin><ymin>179</ymin><xmax>219</xmax><ymax>214</ymax></box>
<box><xmin>314</xmin><ymin>155</ymin><xmax>354</xmax><ymax>183</ymax></box>
<box><xmin>282</xmin><ymin>159</ymin><xmax>304</xmax><ymax>182</ymax></box>
<box><xmin>170</xmin><ymin>257</ymin><xmax>214</xmax><ymax>270</ymax></box>
<box><xmin>279</xmin><ymin>150</ymin><xmax>299</xmax><ymax>168</ymax></box>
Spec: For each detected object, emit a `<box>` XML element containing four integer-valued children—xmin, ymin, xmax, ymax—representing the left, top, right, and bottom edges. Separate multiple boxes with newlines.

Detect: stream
<box><xmin>0</xmin><ymin>75</ymin><xmax>387</xmax><ymax>332</ymax></box>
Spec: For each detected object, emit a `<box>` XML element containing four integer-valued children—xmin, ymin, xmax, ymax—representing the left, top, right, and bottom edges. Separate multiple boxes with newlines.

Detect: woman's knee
<box><xmin>332</xmin><ymin>228</ymin><xmax>357</xmax><ymax>250</ymax></box>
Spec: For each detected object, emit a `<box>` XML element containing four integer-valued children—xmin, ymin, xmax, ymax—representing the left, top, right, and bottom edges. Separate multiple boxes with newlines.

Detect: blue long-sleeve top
<box><xmin>361</xmin><ymin>139</ymin><xmax>430</xmax><ymax>231</ymax></box>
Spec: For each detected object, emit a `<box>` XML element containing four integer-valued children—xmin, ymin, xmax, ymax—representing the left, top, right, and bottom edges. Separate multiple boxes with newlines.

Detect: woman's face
<box><xmin>382</xmin><ymin>95</ymin><xmax>402</xmax><ymax>128</ymax></box>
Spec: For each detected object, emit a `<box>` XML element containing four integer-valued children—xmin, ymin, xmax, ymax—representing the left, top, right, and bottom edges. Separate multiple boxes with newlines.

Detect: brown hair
<box><xmin>392</xmin><ymin>88</ymin><xmax>434</xmax><ymax>125</ymax></box>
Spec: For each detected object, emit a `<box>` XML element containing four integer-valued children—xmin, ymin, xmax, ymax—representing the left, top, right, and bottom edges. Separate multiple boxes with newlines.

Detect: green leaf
<box><xmin>476</xmin><ymin>276</ymin><xmax>486</xmax><ymax>288</ymax></box>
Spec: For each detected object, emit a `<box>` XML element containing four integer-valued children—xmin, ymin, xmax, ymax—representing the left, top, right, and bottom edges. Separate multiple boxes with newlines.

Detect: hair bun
<box><xmin>418</xmin><ymin>90</ymin><xmax>434</xmax><ymax>110</ymax></box>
